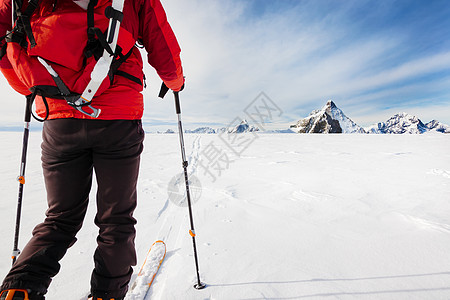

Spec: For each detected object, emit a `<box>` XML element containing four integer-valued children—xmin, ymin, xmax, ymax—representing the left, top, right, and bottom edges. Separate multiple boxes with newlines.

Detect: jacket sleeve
<box><xmin>139</xmin><ymin>0</ymin><xmax>184</xmax><ymax>91</ymax></box>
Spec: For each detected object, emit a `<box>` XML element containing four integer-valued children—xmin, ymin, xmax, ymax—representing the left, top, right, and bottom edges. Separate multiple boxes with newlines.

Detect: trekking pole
<box><xmin>12</xmin><ymin>94</ymin><xmax>33</xmax><ymax>265</ymax></box>
<box><xmin>173</xmin><ymin>91</ymin><xmax>206</xmax><ymax>290</ymax></box>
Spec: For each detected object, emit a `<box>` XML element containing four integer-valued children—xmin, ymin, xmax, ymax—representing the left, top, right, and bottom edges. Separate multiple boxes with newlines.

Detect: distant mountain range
<box><xmin>290</xmin><ymin>100</ymin><xmax>450</xmax><ymax>134</ymax></box>
<box><xmin>157</xmin><ymin>100</ymin><xmax>449</xmax><ymax>134</ymax></box>
<box><xmin>365</xmin><ymin>112</ymin><xmax>450</xmax><ymax>134</ymax></box>
<box><xmin>183</xmin><ymin>120</ymin><xmax>260</xmax><ymax>134</ymax></box>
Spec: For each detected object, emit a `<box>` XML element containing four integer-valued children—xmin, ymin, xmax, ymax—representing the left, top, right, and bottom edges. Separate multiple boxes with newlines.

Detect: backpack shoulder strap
<box><xmin>77</xmin><ymin>0</ymin><xmax>125</xmax><ymax>107</ymax></box>
<box><xmin>5</xmin><ymin>0</ymin><xmax>39</xmax><ymax>48</ymax></box>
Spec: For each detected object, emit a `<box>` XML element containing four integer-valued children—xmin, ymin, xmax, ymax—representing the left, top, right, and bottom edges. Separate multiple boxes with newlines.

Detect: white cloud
<box><xmin>348</xmin><ymin>51</ymin><xmax>450</xmax><ymax>94</ymax></box>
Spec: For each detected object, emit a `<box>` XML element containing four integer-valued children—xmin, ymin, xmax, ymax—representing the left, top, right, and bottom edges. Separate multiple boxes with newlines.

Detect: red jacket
<box><xmin>0</xmin><ymin>0</ymin><xmax>183</xmax><ymax>120</ymax></box>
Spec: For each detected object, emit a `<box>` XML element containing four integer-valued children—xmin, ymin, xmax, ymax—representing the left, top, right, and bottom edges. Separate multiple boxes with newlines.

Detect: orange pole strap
<box><xmin>17</xmin><ymin>176</ymin><xmax>25</xmax><ymax>184</ymax></box>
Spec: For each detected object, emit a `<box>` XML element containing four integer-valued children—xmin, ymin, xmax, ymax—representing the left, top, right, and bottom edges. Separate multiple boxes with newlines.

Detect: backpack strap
<box><xmin>77</xmin><ymin>0</ymin><xmax>125</xmax><ymax>113</ymax></box>
<box><xmin>0</xmin><ymin>0</ymin><xmax>32</xmax><ymax>60</ymax></box>
<box><xmin>109</xmin><ymin>46</ymin><xmax>142</xmax><ymax>85</ymax></box>
<box><xmin>10</xmin><ymin>0</ymin><xmax>39</xmax><ymax>48</ymax></box>
<box><xmin>0</xmin><ymin>0</ymin><xmax>39</xmax><ymax>52</ymax></box>
<box><xmin>85</xmin><ymin>0</ymin><xmax>107</xmax><ymax>60</ymax></box>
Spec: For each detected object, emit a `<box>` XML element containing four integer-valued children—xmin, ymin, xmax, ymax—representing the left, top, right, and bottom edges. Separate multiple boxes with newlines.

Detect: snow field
<box><xmin>0</xmin><ymin>132</ymin><xmax>449</xmax><ymax>299</ymax></box>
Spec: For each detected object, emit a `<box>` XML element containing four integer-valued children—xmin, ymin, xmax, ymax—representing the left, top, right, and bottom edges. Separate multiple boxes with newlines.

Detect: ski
<box><xmin>124</xmin><ymin>240</ymin><xmax>166</xmax><ymax>300</ymax></box>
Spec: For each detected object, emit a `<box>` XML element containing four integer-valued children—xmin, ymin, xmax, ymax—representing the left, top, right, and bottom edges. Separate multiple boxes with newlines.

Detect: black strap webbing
<box><xmin>89</xmin><ymin>27</ymin><xmax>114</xmax><ymax>56</ymax></box>
<box><xmin>108</xmin><ymin>46</ymin><xmax>142</xmax><ymax>85</ymax></box>
<box><xmin>28</xmin><ymin>89</ymin><xmax>49</xmax><ymax>122</ymax></box>
<box><xmin>0</xmin><ymin>42</ymin><xmax>7</xmax><ymax>59</ymax></box>
<box><xmin>115</xmin><ymin>70</ymin><xmax>142</xmax><ymax>86</ymax></box>
<box><xmin>18</xmin><ymin>0</ymin><xmax>39</xmax><ymax>48</ymax></box>
<box><xmin>87</xmin><ymin>0</ymin><xmax>98</xmax><ymax>35</ymax></box>
<box><xmin>85</xmin><ymin>0</ymin><xmax>102</xmax><ymax>59</ymax></box>
<box><xmin>9</xmin><ymin>0</ymin><xmax>39</xmax><ymax>49</ymax></box>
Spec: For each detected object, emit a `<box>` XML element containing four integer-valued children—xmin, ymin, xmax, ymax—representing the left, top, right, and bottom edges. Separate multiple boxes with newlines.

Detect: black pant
<box><xmin>1</xmin><ymin>119</ymin><xmax>145</xmax><ymax>298</ymax></box>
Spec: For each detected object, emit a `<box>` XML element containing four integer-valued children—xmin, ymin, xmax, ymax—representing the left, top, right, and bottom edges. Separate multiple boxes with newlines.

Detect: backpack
<box><xmin>0</xmin><ymin>0</ymin><xmax>140</xmax><ymax>119</ymax></box>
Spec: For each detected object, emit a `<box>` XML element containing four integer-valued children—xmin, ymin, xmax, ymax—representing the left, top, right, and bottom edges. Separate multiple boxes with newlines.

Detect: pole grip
<box><xmin>158</xmin><ymin>82</ymin><xmax>170</xmax><ymax>99</ymax></box>
<box><xmin>174</xmin><ymin>92</ymin><xmax>181</xmax><ymax>115</ymax></box>
<box><xmin>24</xmin><ymin>94</ymin><xmax>33</xmax><ymax>123</ymax></box>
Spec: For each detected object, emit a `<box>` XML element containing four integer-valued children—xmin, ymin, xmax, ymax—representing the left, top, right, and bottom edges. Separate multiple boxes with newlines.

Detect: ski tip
<box><xmin>194</xmin><ymin>282</ymin><xmax>206</xmax><ymax>290</ymax></box>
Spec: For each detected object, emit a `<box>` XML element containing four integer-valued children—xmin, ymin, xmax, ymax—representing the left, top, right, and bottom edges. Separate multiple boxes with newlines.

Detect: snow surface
<box><xmin>0</xmin><ymin>132</ymin><xmax>450</xmax><ymax>300</ymax></box>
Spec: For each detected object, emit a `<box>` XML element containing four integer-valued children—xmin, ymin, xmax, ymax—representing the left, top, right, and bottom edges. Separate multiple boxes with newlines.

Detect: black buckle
<box><xmin>104</xmin><ymin>6</ymin><xmax>123</xmax><ymax>44</ymax></box>
<box><xmin>104</xmin><ymin>6</ymin><xmax>124</xmax><ymax>22</ymax></box>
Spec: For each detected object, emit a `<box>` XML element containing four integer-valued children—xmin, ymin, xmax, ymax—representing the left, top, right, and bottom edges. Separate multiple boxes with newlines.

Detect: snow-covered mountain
<box><xmin>157</xmin><ymin>129</ymin><xmax>175</xmax><ymax>134</ymax></box>
<box><xmin>154</xmin><ymin>106</ymin><xmax>449</xmax><ymax>135</ymax></box>
<box><xmin>226</xmin><ymin>119</ymin><xmax>260</xmax><ymax>133</ymax></box>
<box><xmin>175</xmin><ymin>121</ymin><xmax>260</xmax><ymax>134</ymax></box>
<box><xmin>366</xmin><ymin>112</ymin><xmax>450</xmax><ymax>134</ymax></box>
<box><xmin>425</xmin><ymin>120</ymin><xmax>450</xmax><ymax>133</ymax></box>
<box><xmin>290</xmin><ymin>100</ymin><xmax>365</xmax><ymax>133</ymax></box>
<box><xmin>185</xmin><ymin>127</ymin><xmax>216</xmax><ymax>134</ymax></box>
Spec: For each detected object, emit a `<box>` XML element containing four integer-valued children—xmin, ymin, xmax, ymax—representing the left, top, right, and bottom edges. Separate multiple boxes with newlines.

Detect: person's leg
<box><xmin>1</xmin><ymin>119</ymin><xmax>93</xmax><ymax>295</ymax></box>
<box><xmin>88</xmin><ymin>120</ymin><xmax>144</xmax><ymax>298</ymax></box>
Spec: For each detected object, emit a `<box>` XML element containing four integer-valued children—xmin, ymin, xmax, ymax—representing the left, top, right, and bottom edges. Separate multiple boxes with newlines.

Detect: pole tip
<box><xmin>194</xmin><ymin>282</ymin><xmax>206</xmax><ymax>290</ymax></box>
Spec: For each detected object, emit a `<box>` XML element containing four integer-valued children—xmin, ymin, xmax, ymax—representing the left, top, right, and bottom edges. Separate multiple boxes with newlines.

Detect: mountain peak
<box><xmin>326</xmin><ymin>100</ymin><xmax>337</xmax><ymax>109</ymax></box>
<box><xmin>392</xmin><ymin>112</ymin><xmax>418</xmax><ymax>120</ymax></box>
<box><xmin>291</xmin><ymin>100</ymin><xmax>365</xmax><ymax>134</ymax></box>
<box><xmin>228</xmin><ymin>119</ymin><xmax>259</xmax><ymax>133</ymax></box>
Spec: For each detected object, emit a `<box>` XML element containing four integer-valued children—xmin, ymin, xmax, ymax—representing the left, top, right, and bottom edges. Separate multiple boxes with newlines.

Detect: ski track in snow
<box><xmin>155</xmin><ymin>135</ymin><xmax>202</xmax><ymax>220</ymax></box>
<box><xmin>428</xmin><ymin>168</ymin><xmax>450</xmax><ymax>179</ymax></box>
<box><xmin>402</xmin><ymin>215</ymin><xmax>450</xmax><ymax>233</ymax></box>
<box><xmin>141</xmin><ymin>135</ymin><xmax>203</xmax><ymax>299</ymax></box>
<box><xmin>187</xmin><ymin>135</ymin><xmax>202</xmax><ymax>175</ymax></box>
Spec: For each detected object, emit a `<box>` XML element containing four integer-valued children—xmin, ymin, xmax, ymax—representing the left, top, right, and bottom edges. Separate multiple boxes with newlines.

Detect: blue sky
<box><xmin>150</xmin><ymin>0</ymin><xmax>450</xmax><ymax>130</ymax></box>
<box><xmin>1</xmin><ymin>0</ymin><xmax>450</xmax><ymax>130</ymax></box>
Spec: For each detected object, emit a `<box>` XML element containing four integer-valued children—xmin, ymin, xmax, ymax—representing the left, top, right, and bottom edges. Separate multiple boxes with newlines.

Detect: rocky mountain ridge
<box><xmin>291</xmin><ymin>101</ymin><xmax>449</xmax><ymax>134</ymax></box>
